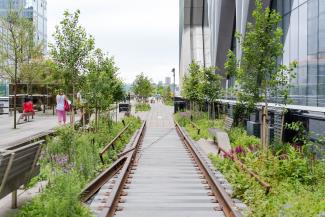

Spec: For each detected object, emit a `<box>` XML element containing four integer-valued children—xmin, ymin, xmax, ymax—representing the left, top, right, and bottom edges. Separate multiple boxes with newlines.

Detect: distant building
<box><xmin>158</xmin><ymin>81</ymin><xmax>163</xmax><ymax>86</ymax></box>
<box><xmin>165</xmin><ymin>77</ymin><xmax>171</xmax><ymax>86</ymax></box>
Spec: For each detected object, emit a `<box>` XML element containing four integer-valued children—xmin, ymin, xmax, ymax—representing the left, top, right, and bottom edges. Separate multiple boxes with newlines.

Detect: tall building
<box><xmin>165</xmin><ymin>77</ymin><xmax>171</xmax><ymax>86</ymax></box>
<box><xmin>179</xmin><ymin>0</ymin><xmax>325</xmax><ymax>107</ymax></box>
<box><xmin>0</xmin><ymin>0</ymin><xmax>47</xmax><ymax>53</ymax></box>
<box><xmin>0</xmin><ymin>0</ymin><xmax>47</xmax><ymax>97</ymax></box>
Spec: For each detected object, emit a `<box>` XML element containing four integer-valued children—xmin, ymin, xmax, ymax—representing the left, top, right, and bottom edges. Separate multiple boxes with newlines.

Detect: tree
<box><xmin>202</xmin><ymin>66</ymin><xmax>223</xmax><ymax>119</ymax></box>
<box><xmin>0</xmin><ymin>3</ymin><xmax>43</xmax><ymax>129</ymax></box>
<box><xmin>226</xmin><ymin>0</ymin><xmax>297</xmax><ymax>148</ymax></box>
<box><xmin>50</xmin><ymin>10</ymin><xmax>95</xmax><ymax>126</ymax></box>
<box><xmin>82</xmin><ymin>49</ymin><xmax>122</xmax><ymax>130</ymax></box>
<box><xmin>132</xmin><ymin>73</ymin><xmax>153</xmax><ymax>102</ymax></box>
<box><xmin>181</xmin><ymin>61</ymin><xmax>205</xmax><ymax>113</ymax></box>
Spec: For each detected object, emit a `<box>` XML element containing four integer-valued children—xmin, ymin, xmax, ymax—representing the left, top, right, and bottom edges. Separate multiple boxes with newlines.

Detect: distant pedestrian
<box><xmin>56</xmin><ymin>90</ymin><xmax>69</xmax><ymax>124</ymax></box>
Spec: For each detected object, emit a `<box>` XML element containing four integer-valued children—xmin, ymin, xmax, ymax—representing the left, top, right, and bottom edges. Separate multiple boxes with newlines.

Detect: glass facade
<box><xmin>272</xmin><ymin>0</ymin><xmax>325</xmax><ymax>106</ymax></box>
<box><xmin>0</xmin><ymin>0</ymin><xmax>47</xmax><ymax>53</ymax></box>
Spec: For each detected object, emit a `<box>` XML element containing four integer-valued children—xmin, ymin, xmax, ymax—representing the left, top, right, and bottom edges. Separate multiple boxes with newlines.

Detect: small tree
<box><xmin>227</xmin><ymin>0</ymin><xmax>297</xmax><ymax>148</ymax></box>
<box><xmin>50</xmin><ymin>10</ymin><xmax>94</xmax><ymax>126</ymax></box>
<box><xmin>82</xmin><ymin>49</ymin><xmax>121</xmax><ymax>130</ymax></box>
<box><xmin>132</xmin><ymin>73</ymin><xmax>153</xmax><ymax>102</ymax></box>
<box><xmin>0</xmin><ymin>3</ymin><xmax>42</xmax><ymax>128</ymax></box>
<box><xmin>181</xmin><ymin>61</ymin><xmax>205</xmax><ymax>114</ymax></box>
<box><xmin>203</xmin><ymin>66</ymin><xmax>223</xmax><ymax>119</ymax></box>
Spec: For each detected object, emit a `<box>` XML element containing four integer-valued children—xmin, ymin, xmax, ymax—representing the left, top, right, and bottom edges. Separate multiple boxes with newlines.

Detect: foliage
<box><xmin>135</xmin><ymin>103</ymin><xmax>151</xmax><ymax>112</ymax></box>
<box><xmin>210</xmin><ymin>141</ymin><xmax>325</xmax><ymax>216</ymax></box>
<box><xmin>175</xmin><ymin>112</ymin><xmax>224</xmax><ymax>141</ymax></box>
<box><xmin>81</xmin><ymin>48</ymin><xmax>123</xmax><ymax>129</ymax></box>
<box><xmin>14</xmin><ymin>116</ymin><xmax>142</xmax><ymax>217</ymax></box>
<box><xmin>202</xmin><ymin>66</ymin><xmax>223</xmax><ymax>103</ymax></box>
<box><xmin>232</xmin><ymin>103</ymin><xmax>251</xmax><ymax>127</ymax></box>
<box><xmin>50</xmin><ymin>9</ymin><xmax>95</xmax><ymax>99</ymax></box>
<box><xmin>132</xmin><ymin>73</ymin><xmax>154</xmax><ymax>101</ymax></box>
<box><xmin>285</xmin><ymin>121</ymin><xmax>308</xmax><ymax>146</ymax></box>
<box><xmin>182</xmin><ymin>61</ymin><xmax>205</xmax><ymax>105</ymax></box>
<box><xmin>228</xmin><ymin>127</ymin><xmax>261</xmax><ymax>148</ymax></box>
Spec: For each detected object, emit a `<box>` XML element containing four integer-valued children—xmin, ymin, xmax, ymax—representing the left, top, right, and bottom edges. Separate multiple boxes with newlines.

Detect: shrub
<box><xmin>135</xmin><ymin>103</ymin><xmax>151</xmax><ymax>112</ymax></box>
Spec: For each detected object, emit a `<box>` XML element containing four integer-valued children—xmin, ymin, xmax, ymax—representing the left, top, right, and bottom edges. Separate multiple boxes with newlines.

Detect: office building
<box><xmin>179</xmin><ymin>0</ymin><xmax>325</xmax><ymax>107</ymax></box>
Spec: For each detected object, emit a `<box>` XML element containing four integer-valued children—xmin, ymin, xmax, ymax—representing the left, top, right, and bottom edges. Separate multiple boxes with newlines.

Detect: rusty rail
<box><xmin>99</xmin><ymin>123</ymin><xmax>130</xmax><ymax>164</ymax></box>
<box><xmin>100</xmin><ymin>121</ymin><xmax>146</xmax><ymax>217</ymax></box>
<box><xmin>175</xmin><ymin>121</ymin><xmax>242</xmax><ymax>217</ymax></box>
<box><xmin>80</xmin><ymin>156</ymin><xmax>127</xmax><ymax>202</ymax></box>
<box><xmin>81</xmin><ymin>121</ymin><xmax>146</xmax><ymax>217</ymax></box>
<box><xmin>218</xmin><ymin>146</ymin><xmax>271</xmax><ymax>194</ymax></box>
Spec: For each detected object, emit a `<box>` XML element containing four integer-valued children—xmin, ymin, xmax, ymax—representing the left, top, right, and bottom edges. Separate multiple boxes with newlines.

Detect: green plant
<box><xmin>15</xmin><ymin>116</ymin><xmax>142</xmax><ymax>217</ymax></box>
<box><xmin>135</xmin><ymin>103</ymin><xmax>151</xmax><ymax>112</ymax></box>
<box><xmin>132</xmin><ymin>73</ymin><xmax>154</xmax><ymax>102</ymax></box>
<box><xmin>210</xmin><ymin>146</ymin><xmax>325</xmax><ymax>217</ymax></box>
<box><xmin>285</xmin><ymin>121</ymin><xmax>308</xmax><ymax>145</ymax></box>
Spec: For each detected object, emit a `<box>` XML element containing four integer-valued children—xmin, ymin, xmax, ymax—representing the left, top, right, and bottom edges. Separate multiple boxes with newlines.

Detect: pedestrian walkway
<box><xmin>0</xmin><ymin>111</ymin><xmax>70</xmax><ymax>150</ymax></box>
<box><xmin>116</xmin><ymin>103</ymin><xmax>222</xmax><ymax>217</ymax></box>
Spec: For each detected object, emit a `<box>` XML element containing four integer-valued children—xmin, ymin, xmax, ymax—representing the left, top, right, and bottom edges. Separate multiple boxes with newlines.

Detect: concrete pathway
<box><xmin>0</xmin><ymin>111</ymin><xmax>71</xmax><ymax>150</ymax></box>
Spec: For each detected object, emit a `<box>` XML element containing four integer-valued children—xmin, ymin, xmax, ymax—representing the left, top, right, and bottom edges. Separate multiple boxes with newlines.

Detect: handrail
<box><xmin>218</xmin><ymin>146</ymin><xmax>271</xmax><ymax>194</ymax></box>
<box><xmin>99</xmin><ymin>123</ymin><xmax>130</xmax><ymax>164</ymax></box>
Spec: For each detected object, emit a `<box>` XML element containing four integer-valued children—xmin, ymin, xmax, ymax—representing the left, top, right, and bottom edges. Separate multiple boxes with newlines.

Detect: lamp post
<box><xmin>171</xmin><ymin>68</ymin><xmax>175</xmax><ymax>102</ymax></box>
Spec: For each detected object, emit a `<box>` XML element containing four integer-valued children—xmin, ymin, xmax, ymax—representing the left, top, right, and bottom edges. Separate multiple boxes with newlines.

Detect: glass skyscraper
<box><xmin>179</xmin><ymin>0</ymin><xmax>325</xmax><ymax>108</ymax></box>
<box><xmin>0</xmin><ymin>0</ymin><xmax>47</xmax><ymax>53</ymax></box>
<box><xmin>271</xmin><ymin>0</ymin><xmax>325</xmax><ymax>107</ymax></box>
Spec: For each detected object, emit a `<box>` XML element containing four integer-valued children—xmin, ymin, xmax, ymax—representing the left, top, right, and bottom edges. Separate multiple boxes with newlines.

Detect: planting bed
<box><xmin>175</xmin><ymin>112</ymin><xmax>325</xmax><ymax>217</ymax></box>
<box><xmin>12</xmin><ymin>116</ymin><xmax>141</xmax><ymax>217</ymax></box>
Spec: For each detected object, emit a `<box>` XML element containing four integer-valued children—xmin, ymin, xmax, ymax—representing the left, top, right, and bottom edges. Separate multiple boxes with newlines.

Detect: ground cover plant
<box><xmin>135</xmin><ymin>103</ymin><xmax>151</xmax><ymax>112</ymax></box>
<box><xmin>13</xmin><ymin>116</ymin><xmax>141</xmax><ymax>217</ymax></box>
<box><xmin>174</xmin><ymin>112</ymin><xmax>223</xmax><ymax>141</ymax></box>
<box><xmin>210</xmin><ymin>146</ymin><xmax>325</xmax><ymax>217</ymax></box>
<box><xmin>175</xmin><ymin>111</ymin><xmax>324</xmax><ymax>216</ymax></box>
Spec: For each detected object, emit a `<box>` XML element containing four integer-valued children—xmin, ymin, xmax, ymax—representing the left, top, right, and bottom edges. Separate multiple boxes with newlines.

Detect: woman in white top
<box><xmin>56</xmin><ymin>90</ymin><xmax>68</xmax><ymax>124</ymax></box>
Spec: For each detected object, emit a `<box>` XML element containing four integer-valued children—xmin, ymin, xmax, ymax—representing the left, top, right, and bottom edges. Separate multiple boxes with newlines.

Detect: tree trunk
<box><xmin>13</xmin><ymin>83</ymin><xmax>17</xmax><ymax>129</ymax></box>
<box><xmin>261</xmin><ymin>105</ymin><xmax>269</xmax><ymax>149</ymax></box>
<box><xmin>71</xmin><ymin>85</ymin><xmax>75</xmax><ymax>128</ymax></box>
<box><xmin>212</xmin><ymin>102</ymin><xmax>216</xmax><ymax>120</ymax></box>
<box><xmin>95</xmin><ymin>107</ymin><xmax>98</xmax><ymax>132</ymax></box>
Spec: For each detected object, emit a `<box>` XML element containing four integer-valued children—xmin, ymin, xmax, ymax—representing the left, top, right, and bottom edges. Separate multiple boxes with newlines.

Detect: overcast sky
<box><xmin>47</xmin><ymin>0</ymin><xmax>179</xmax><ymax>84</ymax></box>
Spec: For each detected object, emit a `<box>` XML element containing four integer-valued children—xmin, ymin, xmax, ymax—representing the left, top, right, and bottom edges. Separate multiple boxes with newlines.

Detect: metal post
<box><xmin>11</xmin><ymin>190</ymin><xmax>17</xmax><ymax>209</ymax></box>
<box><xmin>172</xmin><ymin>68</ymin><xmax>175</xmax><ymax>101</ymax></box>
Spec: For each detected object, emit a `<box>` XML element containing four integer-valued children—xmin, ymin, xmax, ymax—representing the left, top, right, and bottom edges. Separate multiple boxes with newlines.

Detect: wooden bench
<box><xmin>17</xmin><ymin>112</ymin><xmax>35</xmax><ymax>124</ymax></box>
<box><xmin>0</xmin><ymin>140</ymin><xmax>44</xmax><ymax>208</ymax></box>
<box><xmin>208</xmin><ymin>116</ymin><xmax>234</xmax><ymax>153</ymax></box>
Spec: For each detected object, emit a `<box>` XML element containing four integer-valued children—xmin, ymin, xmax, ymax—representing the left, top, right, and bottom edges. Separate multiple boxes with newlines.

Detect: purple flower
<box><xmin>235</xmin><ymin>146</ymin><xmax>245</xmax><ymax>154</ymax></box>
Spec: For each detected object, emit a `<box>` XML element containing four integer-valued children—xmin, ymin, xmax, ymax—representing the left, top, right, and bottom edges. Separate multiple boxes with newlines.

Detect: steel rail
<box><xmin>80</xmin><ymin>156</ymin><xmax>127</xmax><ymax>202</ymax></box>
<box><xmin>99</xmin><ymin>123</ymin><xmax>130</xmax><ymax>164</ymax></box>
<box><xmin>81</xmin><ymin>121</ymin><xmax>146</xmax><ymax>217</ymax></box>
<box><xmin>99</xmin><ymin>121</ymin><xmax>146</xmax><ymax>217</ymax></box>
<box><xmin>175</xmin><ymin>121</ymin><xmax>243</xmax><ymax>217</ymax></box>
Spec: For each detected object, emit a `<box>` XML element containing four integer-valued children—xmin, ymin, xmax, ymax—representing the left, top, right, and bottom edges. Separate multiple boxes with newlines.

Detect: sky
<box><xmin>47</xmin><ymin>0</ymin><xmax>179</xmax><ymax>85</ymax></box>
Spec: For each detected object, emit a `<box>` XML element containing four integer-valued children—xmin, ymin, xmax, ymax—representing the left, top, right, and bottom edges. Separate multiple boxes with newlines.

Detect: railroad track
<box><xmin>81</xmin><ymin>120</ymin><xmax>243</xmax><ymax>217</ymax></box>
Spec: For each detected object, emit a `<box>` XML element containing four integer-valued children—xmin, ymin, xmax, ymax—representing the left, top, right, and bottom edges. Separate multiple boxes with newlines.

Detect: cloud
<box><xmin>47</xmin><ymin>0</ymin><xmax>179</xmax><ymax>84</ymax></box>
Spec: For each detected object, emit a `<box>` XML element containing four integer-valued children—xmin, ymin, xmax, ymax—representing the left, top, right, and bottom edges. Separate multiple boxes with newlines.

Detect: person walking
<box><xmin>56</xmin><ymin>90</ymin><xmax>68</xmax><ymax>125</ymax></box>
